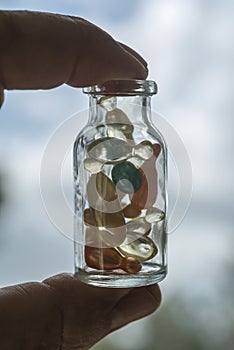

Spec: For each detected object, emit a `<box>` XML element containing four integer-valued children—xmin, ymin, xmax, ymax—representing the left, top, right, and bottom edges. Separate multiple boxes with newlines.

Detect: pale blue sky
<box><xmin>0</xmin><ymin>0</ymin><xmax>233</xmax><ymax>285</ymax></box>
<box><xmin>0</xmin><ymin>1</ymin><xmax>233</xmax><ymax>347</ymax></box>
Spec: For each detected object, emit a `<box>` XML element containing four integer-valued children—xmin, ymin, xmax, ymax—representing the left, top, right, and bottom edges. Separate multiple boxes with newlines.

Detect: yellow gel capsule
<box><xmin>118</xmin><ymin>234</ymin><xmax>158</xmax><ymax>262</ymax></box>
<box><xmin>126</xmin><ymin>217</ymin><xmax>151</xmax><ymax>236</ymax></box>
<box><xmin>145</xmin><ymin>207</ymin><xmax>165</xmax><ymax>223</ymax></box>
<box><xmin>106</xmin><ymin>108</ymin><xmax>134</xmax><ymax>140</ymax></box>
<box><xmin>88</xmin><ymin>137</ymin><xmax>132</xmax><ymax>163</ymax></box>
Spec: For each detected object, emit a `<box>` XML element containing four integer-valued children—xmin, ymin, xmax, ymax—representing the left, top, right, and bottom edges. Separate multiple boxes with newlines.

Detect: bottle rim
<box><xmin>83</xmin><ymin>79</ymin><xmax>157</xmax><ymax>96</ymax></box>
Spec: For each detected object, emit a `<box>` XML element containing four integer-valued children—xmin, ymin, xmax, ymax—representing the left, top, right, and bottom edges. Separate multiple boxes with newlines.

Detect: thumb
<box><xmin>110</xmin><ymin>284</ymin><xmax>161</xmax><ymax>332</ymax></box>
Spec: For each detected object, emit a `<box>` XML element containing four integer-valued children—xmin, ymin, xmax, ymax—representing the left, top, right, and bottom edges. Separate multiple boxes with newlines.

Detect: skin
<box><xmin>0</xmin><ymin>11</ymin><xmax>161</xmax><ymax>350</ymax></box>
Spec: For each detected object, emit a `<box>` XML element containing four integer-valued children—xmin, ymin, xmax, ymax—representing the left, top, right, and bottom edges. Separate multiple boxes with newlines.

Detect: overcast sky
<box><xmin>0</xmin><ymin>0</ymin><xmax>233</xmax><ymax>329</ymax></box>
<box><xmin>0</xmin><ymin>2</ymin><xmax>233</xmax><ymax>348</ymax></box>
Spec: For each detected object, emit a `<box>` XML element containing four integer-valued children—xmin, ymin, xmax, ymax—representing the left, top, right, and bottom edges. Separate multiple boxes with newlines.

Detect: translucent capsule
<box><xmin>130</xmin><ymin>168</ymin><xmax>154</xmax><ymax>210</ymax></box>
<box><xmin>99</xmin><ymin>227</ymin><xmax>126</xmax><ymax>247</ymax></box>
<box><xmin>86</xmin><ymin>226</ymin><xmax>126</xmax><ymax>248</ymax></box>
<box><xmin>84</xmin><ymin>208</ymin><xmax>127</xmax><ymax>244</ymax></box>
<box><xmin>126</xmin><ymin>217</ymin><xmax>151</xmax><ymax>235</ymax></box>
<box><xmin>127</xmin><ymin>156</ymin><xmax>145</xmax><ymax>169</ymax></box>
<box><xmin>84</xmin><ymin>158</ymin><xmax>104</xmax><ymax>174</ymax></box>
<box><xmin>84</xmin><ymin>208</ymin><xmax>96</xmax><ymax>226</ymax></box>
<box><xmin>106</xmin><ymin>108</ymin><xmax>134</xmax><ymax>140</ymax></box>
<box><xmin>88</xmin><ymin>137</ymin><xmax>132</xmax><ymax>163</ymax></box>
<box><xmin>94</xmin><ymin>125</ymin><xmax>106</xmax><ymax>140</ymax></box>
<box><xmin>118</xmin><ymin>234</ymin><xmax>158</xmax><ymax>261</ymax></box>
<box><xmin>85</xmin><ymin>227</ymin><xmax>107</xmax><ymax>248</ymax></box>
<box><xmin>106</xmin><ymin>124</ymin><xmax>127</xmax><ymax>141</ymax></box>
<box><xmin>130</xmin><ymin>143</ymin><xmax>161</xmax><ymax>210</ymax></box>
<box><xmin>85</xmin><ymin>246</ymin><xmax>142</xmax><ymax>273</ymax></box>
<box><xmin>87</xmin><ymin>173</ymin><xmax>121</xmax><ymax>213</ymax></box>
<box><xmin>88</xmin><ymin>172</ymin><xmax>117</xmax><ymax>202</ymax></box>
<box><xmin>112</xmin><ymin>161</ymin><xmax>141</xmax><ymax>194</ymax></box>
<box><xmin>152</xmin><ymin>143</ymin><xmax>161</xmax><ymax>158</ymax></box>
<box><xmin>145</xmin><ymin>207</ymin><xmax>165</xmax><ymax>223</ymax></box>
<box><xmin>123</xmin><ymin>204</ymin><xmax>141</xmax><ymax>218</ymax></box>
<box><xmin>98</xmin><ymin>96</ymin><xmax>117</xmax><ymax>111</ymax></box>
<box><xmin>101</xmin><ymin>163</ymin><xmax>113</xmax><ymax>177</ymax></box>
<box><xmin>116</xmin><ymin>187</ymin><xmax>127</xmax><ymax>203</ymax></box>
<box><xmin>134</xmin><ymin>140</ymin><xmax>154</xmax><ymax>160</ymax></box>
<box><xmin>91</xmin><ymin>208</ymin><xmax>125</xmax><ymax>229</ymax></box>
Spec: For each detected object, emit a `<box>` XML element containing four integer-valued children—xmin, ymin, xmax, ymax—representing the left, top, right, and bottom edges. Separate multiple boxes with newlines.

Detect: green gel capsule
<box><xmin>112</xmin><ymin>161</ymin><xmax>141</xmax><ymax>194</ymax></box>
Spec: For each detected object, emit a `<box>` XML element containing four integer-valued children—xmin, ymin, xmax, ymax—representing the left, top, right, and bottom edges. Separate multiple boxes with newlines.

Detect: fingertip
<box><xmin>145</xmin><ymin>284</ymin><xmax>162</xmax><ymax>309</ymax></box>
<box><xmin>110</xmin><ymin>284</ymin><xmax>161</xmax><ymax>332</ymax></box>
<box><xmin>118</xmin><ymin>42</ymin><xmax>148</xmax><ymax>69</ymax></box>
<box><xmin>114</xmin><ymin>46</ymin><xmax>148</xmax><ymax>80</ymax></box>
<box><xmin>68</xmin><ymin>35</ymin><xmax>148</xmax><ymax>87</ymax></box>
<box><xmin>0</xmin><ymin>88</ymin><xmax>4</xmax><ymax>108</ymax></box>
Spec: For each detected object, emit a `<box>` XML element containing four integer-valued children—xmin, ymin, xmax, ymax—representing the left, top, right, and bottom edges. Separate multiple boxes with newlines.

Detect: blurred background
<box><xmin>0</xmin><ymin>0</ymin><xmax>233</xmax><ymax>349</ymax></box>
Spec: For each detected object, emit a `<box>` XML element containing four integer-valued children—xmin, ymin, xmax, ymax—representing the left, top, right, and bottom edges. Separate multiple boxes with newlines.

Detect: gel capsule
<box><xmin>84</xmin><ymin>208</ymin><xmax>126</xmax><ymax>246</ymax></box>
<box><xmin>123</xmin><ymin>204</ymin><xmax>141</xmax><ymax>218</ymax></box>
<box><xmin>84</xmin><ymin>208</ymin><xmax>96</xmax><ymax>226</ymax></box>
<box><xmin>145</xmin><ymin>207</ymin><xmax>165</xmax><ymax>223</ymax></box>
<box><xmin>85</xmin><ymin>246</ymin><xmax>142</xmax><ymax>273</ymax></box>
<box><xmin>106</xmin><ymin>124</ymin><xmax>128</xmax><ymax>141</ymax></box>
<box><xmin>86</xmin><ymin>226</ymin><xmax>126</xmax><ymax>248</ymax></box>
<box><xmin>94</xmin><ymin>125</ymin><xmax>106</xmax><ymax>140</ymax></box>
<box><xmin>126</xmin><ymin>217</ymin><xmax>151</xmax><ymax>235</ymax></box>
<box><xmin>98</xmin><ymin>96</ymin><xmax>117</xmax><ymax>111</ymax></box>
<box><xmin>85</xmin><ymin>227</ymin><xmax>107</xmax><ymax>248</ymax></box>
<box><xmin>84</xmin><ymin>158</ymin><xmax>104</xmax><ymax>174</ymax></box>
<box><xmin>131</xmin><ymin>143</ymin><xmax>161</xmax><ymax>210</ymax></box>
<box><xmin>88</xmin><ymin>137</ymin><xmax>132</xmax><ymax>163</ymax></box>
<box><xmin>112</xmin><ymin>161</ymin><xmax>141</xmax><ymax>194</ymax></box>
<box><xmin>88</xmin><ymin>172</ymin><xmax>117</xmax><ymax>201</ymax></box>
<box><xmin>106</xmin><ymin>108</ymin><xmax>134</xmax><ymax>140</ymax></box>
<box><xmin>91</xmin><ymin>208</ymin><xmax>125</xmax><ymax>229</ymax></box>
<box><xmin>134</xmin><ymin>140</ymin><xmax>154</xmax><ymax>160</ymax></box>
<box><xmin>127</xmin><ymin>156</ymin><xmax>145</xmax><ymax>169</ymax></box>
<box><xmin>101</xmin><ymin>163</ymin><xmax>113</xmax><ymax>177</ymax></box>
<box><xmin>87</xmin><ymin>173</ymin><xmax>121</xmax><ymax>213</ymax></box>
<box><xmin>118</xmin><ymin>234</ymin><xmax>158</xmax><ymax>262</ymax></box>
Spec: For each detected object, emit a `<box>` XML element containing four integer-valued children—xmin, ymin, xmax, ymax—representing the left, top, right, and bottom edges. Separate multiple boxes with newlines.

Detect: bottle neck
<box><xmin>88</xmin><ymin>95</ymin><xmax>153</xmax><ymax>127</ymax></box>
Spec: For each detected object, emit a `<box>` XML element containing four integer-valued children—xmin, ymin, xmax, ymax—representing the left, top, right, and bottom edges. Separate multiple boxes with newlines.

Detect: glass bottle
<box><xmin>73</xmin><ymin>79</ymin><xmax>167</xmax><ymax>288</ymax></box>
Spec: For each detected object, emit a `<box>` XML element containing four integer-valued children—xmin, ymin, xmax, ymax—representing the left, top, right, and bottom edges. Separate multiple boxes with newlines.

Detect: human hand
<box><xmin>0</xmin><ymin>10</ymin><xmax>147</xmax><ymax>107</ymax></box>
<box><xmin>0</xmin><ymin>10</ymin><xmax>161</xmax><ymax>350</ymax></box>
<box><xmin>0</xmin><ymin>274</ymin><xmax>161</xmax><ymax>349</ymax></box>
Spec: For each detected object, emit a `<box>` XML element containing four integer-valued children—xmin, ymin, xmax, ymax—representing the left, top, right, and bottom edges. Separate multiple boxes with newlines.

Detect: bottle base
<box><xmin>74</xmin><ymin>264</ymin><xmax>167</xmax><ymax>288</ymax></box>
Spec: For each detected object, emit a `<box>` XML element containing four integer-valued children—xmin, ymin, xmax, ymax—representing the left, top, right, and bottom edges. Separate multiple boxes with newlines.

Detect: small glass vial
<box><xmin>74</xmin><ymin>80</ymin><xmax>167</xmax><ymax>288</ymax></box>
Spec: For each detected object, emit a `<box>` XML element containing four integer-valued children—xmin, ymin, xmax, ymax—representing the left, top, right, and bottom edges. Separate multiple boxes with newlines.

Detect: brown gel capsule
<box><xmin>93</xmin><ymin>172</ymin><xmax>117</xmax><ymax>201</ymax></box>
<box><xmin>86</xmin><ymin>225</ymin><xmax>126</xmax><ymax>248</ymax></box>
<box><xmin>85</xmin><ymin>246</ymin><xmax>142</xmax><ymax>273</ymax></box>
<box><xmin>87</xmin><ymin>172</ymin><xmax>122</xmax><ymax>213</ymax></box>
<box><xmin>85</xmin><ymin>227</ymin><xmax>108</xmax><ymax>248</ymax></box>
<box><xmin>123</xmin><ymin>204</ymin><xmax>141</xmax><ymax>218</ymax></box>
<box><xmin>130</xmin><ymin>143</ymin><xmax>161</xmax><ymax>210</ymax></box>
<box><xmin>84</xmin><ymin>209</ymin><xmax>126</xmax><ymax>246</ymax></box>
<box><xmin>84</xmin><ymin>208</ymin><xmax>96</xmax><ymax>226</ymax></box>
<box><xmin>91</xmin><ymin>208</ymin><xmax>125</xmax><ymax>230</ymax></box>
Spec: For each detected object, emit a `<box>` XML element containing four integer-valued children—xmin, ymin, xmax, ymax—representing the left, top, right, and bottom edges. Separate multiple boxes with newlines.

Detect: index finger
<box><xmin>0</xmin><ymin>11</ymin><xmax>148</xmax><ymax>106</ymax></box>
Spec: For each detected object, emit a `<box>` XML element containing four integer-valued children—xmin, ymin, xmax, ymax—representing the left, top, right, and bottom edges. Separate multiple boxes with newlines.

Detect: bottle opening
<box><xmin>83</xmin><ymin>79</ymin><xmax>157</xmax><ymax>96</ymax></box>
